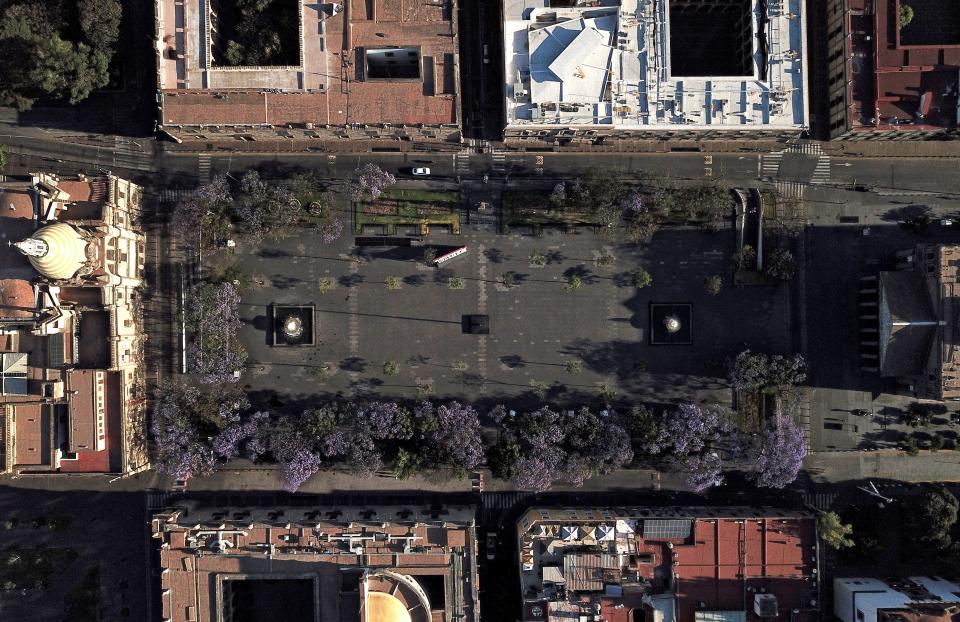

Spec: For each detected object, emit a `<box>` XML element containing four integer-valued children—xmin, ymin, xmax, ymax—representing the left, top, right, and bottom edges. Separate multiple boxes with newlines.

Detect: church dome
<box><xmin>366</xmin><ymin>592</ymin><xmax>412</xmax><ymax>622</ymax></box>
<box><xmin>18</xmin><ymin>222</ymin><xmax>89</xmax><ymax>280</ymax></box>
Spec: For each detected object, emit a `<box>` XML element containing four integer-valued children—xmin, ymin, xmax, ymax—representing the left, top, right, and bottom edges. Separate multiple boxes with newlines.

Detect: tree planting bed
<box><xmin>354</xmin><ymin>189</ymin><xmax>461</xmax><ymax>235</ymax></box>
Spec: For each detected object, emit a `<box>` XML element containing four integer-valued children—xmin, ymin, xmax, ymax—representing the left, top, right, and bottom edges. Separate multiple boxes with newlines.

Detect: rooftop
<box><xmin>517</xmin><ymin>507</ymin><xmax>818</xmax><ymax>622</ymax></box>
<box><xmin>840</xmin><ymin>0</ymin><xmax>960</xmax><ymax>133</ymax></box>
<box><xmin>152</xmin><ymin>503</ymin><xmax>479</xmax><ymax>622</ymax></box>
<box><xmin>156</xmin><ymin>0</ymin><xmax>459</xmax><ymax>129</ymax></box>
<box><xmin>503</xmin><ymin>0</ymin><xmax>808</xmax><ymax>130</ymax></box>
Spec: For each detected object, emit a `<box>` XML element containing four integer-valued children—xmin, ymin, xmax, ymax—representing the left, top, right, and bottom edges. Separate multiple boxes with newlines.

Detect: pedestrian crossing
<box><xmin>198</xmin><ymin>154</ymin><xmax>212</xmax><ymax>183</ymax></box>
<box><xmin>786</xmin><ymin>141</ymin><xmax>822</xmax><ymax>156</ymax></box>
<box><xmin>492</xmin><ymin>151</ymin><xmax>507</xmax><ymax>173</ymax></box>
<box><xmin>760</xmin><ymin>152</ymin><xmax>782</xmax><ymax>178</ymax></box>
<box><xmin>454</xmin><ymin>152</ymin><xmax>471</xmax><ymax>175</ymax></box>
<box><xmin>811</xmin><ymin>155</ymin><xmax>831</xmax><ymax>185</ymax></box>
<box><xmin>776</xmin><ymin>180</ymin><xmax>806</xmax><ymax>199</ymax></box>
<box><xmin>160</xmin><ymin>189</ymin><xmax>194</xmax><ymax>204</ymax></box>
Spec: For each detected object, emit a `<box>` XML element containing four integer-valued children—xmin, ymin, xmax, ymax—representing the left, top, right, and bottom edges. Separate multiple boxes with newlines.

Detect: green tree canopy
<box><xmin>819</xmin><ymin>511</ymin><xmax>854</xmax><ymax>549</ymax></box>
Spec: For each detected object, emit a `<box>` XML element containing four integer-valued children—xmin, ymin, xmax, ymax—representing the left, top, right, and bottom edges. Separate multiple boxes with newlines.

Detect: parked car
<box><xmin>485</xmin><ymin>532</ymin><xmax>497</xmax><ymax>560</ymax></box>
<box><xmin>412</xmin><ymin>167</ymin><xmax>431</xmax><ymax>176</ymax></box>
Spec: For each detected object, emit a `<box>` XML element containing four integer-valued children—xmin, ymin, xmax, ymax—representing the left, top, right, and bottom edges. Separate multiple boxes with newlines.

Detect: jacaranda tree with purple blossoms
<box><xmin>185</xmin><ymin>281</ymin><xmax>247</xmax><ymax>384</ymax></box>
<box><xmin>212</xmin><ymin>411</ymin><xmax>270</xmax><ymax>461</ymax></box>
<box><xmin>729</xmin><ymin>350</ymin><xmax>807</xmax><ymax>393</ymax></box>
<box><xmin>171</xmin><ymin>175</ymin><xmax>232</xmax><ymax>249</ymax></box>
<box><xmin>235</xmin><ymin>170</ymin><xmax>300</xmax><ymax>242</ymax></box>
<box><xmin>417</xmin><ymin>401</ymin><xmax>485</xmax><ymax>475</ymax></box>
<box><xmin>750</xmin><ymin>415</ymin><xmax>807</xmax><ymax>488</ymax></box>
<box><xmin>490</xmin><ymin>406</ymin><xmax>632</xmax><ymax>492</ymax></box>
<box><xmin>151</xmin><ymin>382</ymin><xmax>222</xmax><ymax>480</ymax></box>
<box><xmin>351</xmin><ymin>164</ymin><xmax>396</xmax><ymax>201</ymax></box>
<box><xmin>648</xmin><ymin>403</ymin><xmax>743</xmax><ymax>492</ymax></box>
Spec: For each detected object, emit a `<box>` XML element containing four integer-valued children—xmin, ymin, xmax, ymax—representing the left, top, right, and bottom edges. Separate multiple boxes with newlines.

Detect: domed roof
<box><xmin>20</xmin><ymin>222</ymin><xmax>89</xmax><ymax>280</ymax></box>
<box><xmin>366</xmin><ymin>592</ymin><xmax>412</xmax><ymax>622</ymax></box>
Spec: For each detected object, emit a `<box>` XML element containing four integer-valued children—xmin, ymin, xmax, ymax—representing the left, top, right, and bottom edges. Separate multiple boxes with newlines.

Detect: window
<box><xmin>857</xmin><ymin>610</ymin><xmax>865</xmax><ymax>622</ymax></box>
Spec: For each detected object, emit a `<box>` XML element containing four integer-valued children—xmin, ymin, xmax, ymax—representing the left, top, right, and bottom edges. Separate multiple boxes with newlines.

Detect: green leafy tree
<box><xmin>704</xmin><ymin>274</ymin><xmax>723</xmax><ymax>295</ymax></box>
<box><xmin>819</xmin><ymin>511</ymin><xmax>854</xmax><ymax>549</ymax></box>
<box><xmin>899</xmin><ymin>4</ymin><xmax>914</xmax><ymax>28</ymax></box>
<box><xmin>732</xmin><ymin>245</ymin><xmax>757</xmax><ymax>271</ymax></box>
<box><xmin>79</xmin><ymin>0</ymin><xmax>122</xmax><ymax>48</ymax></box>
<box><xmin>0</xmin><ymin>143</ymin><xmax>6</xmax><ymax>173</ymax></box>
<box><xmin>765</xmin><ymin>248</ymin><xmax>797</xmax><ymax>281</ymax></box>
<box><xmin>903</xmin><ymin>486</ymin><xmax>958</xmax><ymax>550</ymax></box>
<box><xmin>632</xmin><ymin>269</ymin><xmax>652</xmax><ymax>289</ymax></box>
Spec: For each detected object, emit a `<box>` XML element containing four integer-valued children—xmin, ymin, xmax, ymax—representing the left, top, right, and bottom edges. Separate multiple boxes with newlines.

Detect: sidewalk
<box><xmin>806</xmin><ymin>449</ymin><xmax>960</xmax><ymax>483</ymax></box>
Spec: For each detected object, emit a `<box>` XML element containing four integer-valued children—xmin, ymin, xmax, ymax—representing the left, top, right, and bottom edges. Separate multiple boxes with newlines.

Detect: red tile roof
<box><xmin>0</xmin><ymin>279</ymin><xmax>35</xmax><ymax>319</ymax></box>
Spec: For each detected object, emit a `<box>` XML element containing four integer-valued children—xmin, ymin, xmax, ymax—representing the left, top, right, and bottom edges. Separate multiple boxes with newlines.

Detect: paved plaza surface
<box><xmin>229</xmin><ymin>220</ymin><xmax>792</xmax><ymax>410</ymax></box>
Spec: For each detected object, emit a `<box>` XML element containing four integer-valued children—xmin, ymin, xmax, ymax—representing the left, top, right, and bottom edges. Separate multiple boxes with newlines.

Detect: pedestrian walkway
<box><xmin>492</xmin><ymin>151</ymin><xmax>507</xmax><ymax>173</ymax></box>
<box><xmin>760</xmin><ymin>152</ymin><xmax>783</xmax><ymax>178</ymax></box>
<box><xmin>776</xmin><ymin>180</ymin><xmax>806</xmax><ymax>199</ymax></box>
<box><xmin>160</xmin><ymin>189</ymin><xmax>193</xmax><ymax>204</ymax></box>
<box><xmin>811</xmin><ymin>155</ymin><xmax>831</xmax><ymax>185</ymax></box>
<box><xmin>454</xmin><ymin>152</ymin><xmax>471</xmax><ymax>175</ymax></box>
<box><xmin>198</xmin><ymin>154</ymin><xmax>211</xmax><ymax>183</ymax></box>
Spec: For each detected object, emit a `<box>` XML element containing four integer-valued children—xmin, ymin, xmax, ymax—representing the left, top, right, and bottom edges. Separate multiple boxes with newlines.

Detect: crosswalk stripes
<box><xmin>160</xmin><ymin>189</ymin><xmax>194</xmax><ymax>204</ymax></box>
<box><xmin>811</xmin><ymin>155</ymin><xmax>831</xmax><ymax>185</ymax></box>
<box><xmin>786</xmin><ymin>142</ymin><xmax>822</xmax><ymax>156</ymax></box>
<box><xmin>760</xmin><ymin>152</ymin><xmax>782</xmax><ymax>177</ymax></box>
<box><xmin>803</xmin><ymin>492</ymin><xmax>837</xmax><ymax>511</ymax></box>
<box><xmin>454</xmin><ymin>152</ymin><xmax>471</xmax><ymax>175</ymax></box>
<box><xmin>198</xmin><ymin>154</ymin><xmax>212</xmax><ymax>183</ymax></box>
<box><xmin>492</xmin><ymin>151</ymin><xmax>507</xmax><ymax>173</ymax></box>
<box><xmin>776</xmin><ymin>180</ymin><xmax>806</xmax><ymax>199</ymax></box>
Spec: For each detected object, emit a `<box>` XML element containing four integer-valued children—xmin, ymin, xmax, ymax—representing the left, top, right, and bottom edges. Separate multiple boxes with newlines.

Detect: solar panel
<box><xmin>48</xmin><ymin>334</ymin><xmax>65</xmax><ymax>367</ymax></box>
<box><xmin>642</xmin><ymin>519</ymin><xmax>692</xmax><ymax>540</ymax></box>
<box><xmin>1</xmin><ymin>375</ymin><xmax>28</xmax><ymax>396</ymax></box>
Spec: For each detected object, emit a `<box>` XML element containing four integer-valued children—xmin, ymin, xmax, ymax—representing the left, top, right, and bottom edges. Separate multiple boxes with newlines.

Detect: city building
<box><xmin>834</xmin><ymin>577</ymin><xmax>960</xmax><ymax>622</ymax></box>
<box><xmin>0</xmin><ymin>173</ymin><xmax>148</xmax><ymax>474</ymax></box>
<box><xmin>501</xmin><ymin>0</ymin><xmax>809</xmax><ymax>145</ymax></box>
<box><xmin>515</xmin><ymin>507</ymin><xmax>819</xmax><ymax>622</ymax></box>
<box><xmin>153</xmin><ymin>0</ymin><xmax>462</xmax><ymax>145</ymax></box>
<box><xmin>151</xmin><ymin>502</ymin><xmax>479</xmax><ymax>622</ymax></box>
<box><xmin>863</xmin><ymin>244</ymin><xmax>960</xmax><ymax>399</ymax></box>
<box><xmin>825</xmin><ymin>0</ymin><xmax>960</xmax><ymax>139</ymax></box>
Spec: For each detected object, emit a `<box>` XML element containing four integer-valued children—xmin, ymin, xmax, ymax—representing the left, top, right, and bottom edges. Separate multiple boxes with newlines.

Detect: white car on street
<box><xmin>412</xmin><ymin>167</ymin><xmax>431</xmax><ymax>176</ymax></box>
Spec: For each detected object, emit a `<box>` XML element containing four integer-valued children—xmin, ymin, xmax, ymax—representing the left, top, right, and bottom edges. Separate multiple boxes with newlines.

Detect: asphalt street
<box><xmin>3</xmin><ymin>129</ymin><xmax>960</xmax><ymax>495</ymax></box>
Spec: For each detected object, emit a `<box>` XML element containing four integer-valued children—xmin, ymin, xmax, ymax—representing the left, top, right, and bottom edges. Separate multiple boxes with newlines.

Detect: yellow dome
<box><xmin>27</xmin><ymin>223</ymin><xmax>88</xmax><ymax>280</ymax></box>
<box><xmin>367</xmin><ymin>592</ymin><xmax>412</xmax><ymax>622</ymax></box>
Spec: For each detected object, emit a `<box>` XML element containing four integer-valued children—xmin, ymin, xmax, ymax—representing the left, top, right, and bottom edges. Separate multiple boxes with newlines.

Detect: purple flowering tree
<box><xmin>150</xmin><ymin>383</ymin><xmax>216</xmax><ymax>480</ymax></box>
<box><xmin>317</xmin><ymin>214</ymin><xmax>344</xmax><ymax>244</ymax></box>
<box><xmin>172</xmin><ymin>175</ymin><xmax>232</xmax><ymax>249</ymax></box>
<box><xmin>491</xmin><ymin>406</ymin><xmax>632</xmax><ymax>492</ymax></box>
<box><xmin>280</xmin><ymin>449</ymin><xmax>323</xmax><ymax>492</ymax></box>
<box><xmin>425</xmin><ymin>402</ymin><xmax>485</xmax><ymax>472</ymax></box>
<box><xmin>649</xmin><ymin>403</ymin><xmax>743</xmax><ymax>492</ymax></box>
<box><xmin>212</xmin><ymin>411</ymin><xmax>270</xmax><ymax>461</ymax></box>
<box><xmin>751</xmin><ymin>415</ymin><xmax>807</xmax><ymax>488</ymax></box>
<box><xmin>681</xmin><ymin>453</ymin><xmax>725</xmax><ymax>491</ymax></box>
<box><xmin>185</xmin><ymin>281</ymin><xmax>246</xmax><ymax>384</ymax></box>
<box><xmin>352</xmin><ymin>401</ymin><xmax>413</xmax><ymax>440</ymax></box>
<box><xmin>351</xmin><ymin>164</ymin><xmax>396</xmax><ymax>201</ymax></box>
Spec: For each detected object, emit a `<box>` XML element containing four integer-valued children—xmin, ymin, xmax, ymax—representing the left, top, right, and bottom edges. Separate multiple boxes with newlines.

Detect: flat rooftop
<box><xmin>156</xmin><ymin>0</ymin><xmax>459</xmax><ymax>128</ymax></box>
<box><xmin>503</xmin><ymin>0</ymin><xmax>808</xmax><ymax>130</ymax></box>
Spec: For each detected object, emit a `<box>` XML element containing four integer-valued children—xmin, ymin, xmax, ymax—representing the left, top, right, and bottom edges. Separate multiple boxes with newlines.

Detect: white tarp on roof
<box><xmin>597</xmin><ymin>524</ymin><xmax>615</xmax><ymax>541</ymax></box>
<box><xmin>615</xmin><ymin>519</ymin><xmax>636</xmax><ymax>534</ymax></box>
<box><xmin>560</xmin><ymin>525</ymin><xmax>579</xmax><ymax>541</ymax></box>
<box><xmin>528</xmin><ymin>15</ymin><xmax>615</xmax><ymax>105</ymax></box>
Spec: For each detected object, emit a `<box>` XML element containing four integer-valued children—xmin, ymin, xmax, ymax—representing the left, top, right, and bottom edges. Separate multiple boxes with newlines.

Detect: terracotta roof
<box><xmin>13</xmin><ymin>403</ymin><xmax>51</xmax><ymax>467</ymax></box>
<box><xmin>0</xmin><ymin>188</ymin><xmax>36</xmax><ymax>220</ymax></box>
<box><xmin>0</xmin><ymin>279</ymin><xmax>36</xmax><ymax>319</ymax></box>
<box><xmin>66</xmin><ymin>370</ymin><xmax>104</xmax><ymax>452</ymax></box>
